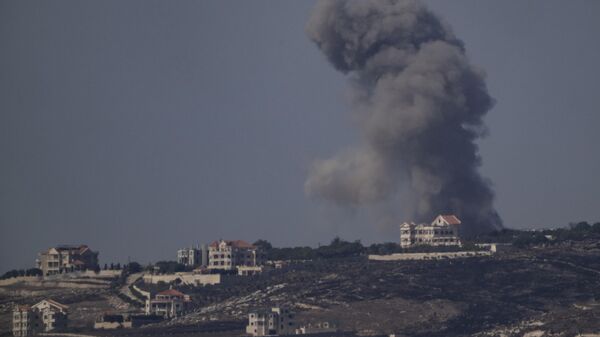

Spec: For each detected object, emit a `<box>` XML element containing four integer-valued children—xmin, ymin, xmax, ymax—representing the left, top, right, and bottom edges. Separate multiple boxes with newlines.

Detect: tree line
<box><xmin>474</xmin><ymin>221</ymin><xmax>600</xmax><ymax>247</ymax></box>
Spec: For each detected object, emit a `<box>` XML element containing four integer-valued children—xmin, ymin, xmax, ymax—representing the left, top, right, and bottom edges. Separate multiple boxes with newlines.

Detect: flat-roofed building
<box><xmin>12</xmin><ymin>305</ymin><xmax>34</xmax><ymax>336</ymax></box>
<box><xmin>246</xmin><ymin>307</ymin><xmax>295</xmax><ymax>336</ymax></box>
<box><xmin>400</xmin><ymin>215</ymin><xmax>462</xmax><ymax>248</ymax></box>
<box><xmin>296</xmin><ymin>321</ymin><xmax>337</xmax><ymax>334</ymax></box>
<box><xmin>177</xmin><ymin>245</ymin><xmax>208</xmax><ymax>267</ymax></box>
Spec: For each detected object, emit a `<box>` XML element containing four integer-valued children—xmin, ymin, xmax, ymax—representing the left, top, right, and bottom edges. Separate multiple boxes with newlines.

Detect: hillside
<box><xmin>2</xmin><ymin>239</ymin><xmax>600</xmax><ymax>336</ymax></box>
<box><xmin>143</xmin><ymin>240</ymin><xmax>600</xmax><ymax>336</ymax></box>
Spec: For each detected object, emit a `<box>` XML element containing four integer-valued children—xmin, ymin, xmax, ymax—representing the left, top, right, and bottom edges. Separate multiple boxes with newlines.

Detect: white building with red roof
<box><xmin>208</xmin><ymin>240</ymin><xmax>265</xmax><ymax>271</ymax></box>
<box><xmin>145</xmin><ymin>288</ymin><xmax>191</xmax><ymax>318</ymax></box>
<box><xmin>400</xmin><ymin>215</ymin><xmax>462</xmax><ymax>248</ymax></box>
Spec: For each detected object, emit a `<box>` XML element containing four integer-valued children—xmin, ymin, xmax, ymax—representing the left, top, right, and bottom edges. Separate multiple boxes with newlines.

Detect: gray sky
<box><xmin>1</xmin><ymin>1</ymin><xmax>599</xmax><ymax>272</ymax></box>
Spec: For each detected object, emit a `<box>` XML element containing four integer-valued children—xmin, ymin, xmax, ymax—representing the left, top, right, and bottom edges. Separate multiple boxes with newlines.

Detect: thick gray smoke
<box><xmin>305</xmin><ymin>0</ymin><xmax>502</xmax><ymax>236</ymax></box>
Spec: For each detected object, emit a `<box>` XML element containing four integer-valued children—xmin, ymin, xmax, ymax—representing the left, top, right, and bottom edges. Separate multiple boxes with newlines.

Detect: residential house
<box><xmin>400</xmin><ymin>215</ymin><xmax>462</xmax><ymax>248</ymax></box>
<box><xmin>145</xmin><ymin>289</ymin><xmax>191</xmax><ymax>318</ymax></box>
<box><xmin>246</xmin><ymin>307</ymin><xmax>295</xmax><ymax>336</ymax></box>
<box><xmin>36</xmin><ymin>245</ymin><xmax>99</xmax><ymax>276</ymax></box>
<box><xmin>13</xmin><ymin>299</ymin><xmax>68</xmax><ymax>336</ymax></box>
<box><xmin>208</xmin><ymin>240</ymin><xmax>264</xmax><ymax>271</ymax></box>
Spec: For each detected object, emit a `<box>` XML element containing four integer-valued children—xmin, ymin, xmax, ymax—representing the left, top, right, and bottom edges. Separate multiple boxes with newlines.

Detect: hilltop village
<box><xmin>2</xmin><ymin>216</ymin><xmax>600</xmax><ymax>337</ymax></box>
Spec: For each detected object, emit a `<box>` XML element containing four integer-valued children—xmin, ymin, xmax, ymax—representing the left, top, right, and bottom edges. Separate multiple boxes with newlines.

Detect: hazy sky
<box><xmin>1</xmin><ymin>1</ymin><xmax>599</xmax><ymax>272</ymax></box>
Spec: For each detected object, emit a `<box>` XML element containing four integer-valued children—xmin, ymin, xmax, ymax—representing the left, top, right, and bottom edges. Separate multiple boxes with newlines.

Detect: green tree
<box><xmin>126</xmin><ymin>262</ymin><xmax>142</xmax><ymax>273</ymax></box>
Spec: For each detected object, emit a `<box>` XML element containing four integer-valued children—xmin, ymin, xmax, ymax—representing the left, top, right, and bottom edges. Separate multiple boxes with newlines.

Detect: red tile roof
<box><xmin>440</xmin><ymin>215</ymin><xmax>461</xmax><ymax>225</ymax></box>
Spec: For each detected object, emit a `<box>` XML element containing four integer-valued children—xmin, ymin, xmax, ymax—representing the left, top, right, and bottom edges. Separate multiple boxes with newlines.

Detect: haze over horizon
<box><xmin>1</xmin><ymin>0</ymin><xmax>600</xmax><ymax>273</ymax></box>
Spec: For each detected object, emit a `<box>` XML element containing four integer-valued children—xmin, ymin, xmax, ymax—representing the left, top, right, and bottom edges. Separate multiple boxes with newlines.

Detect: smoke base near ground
<box><xmin>304</xmin><ymin>0</ymin><xmax>502</xmax><ymax>236</ymax></box>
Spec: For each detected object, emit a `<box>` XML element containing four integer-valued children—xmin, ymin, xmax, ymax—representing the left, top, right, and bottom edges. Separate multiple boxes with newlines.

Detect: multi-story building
<box><xmin>13</xmin><ymin>299</ymin><xmax>68</xmax><ymax>336</ymax></box>
<box><xmin>208</xmin><ymin>240</ymin><xmax>264</xmax><ymax>271</ymax></box>
<box><xmin>12</xmin><ymin>305</ymin><xmax>35</xmax><ymax>336</ymax></box>
<box><xmin>36</xmin><ymin>245</ymin><xmax>99</xmax><ymax>276</ymax></box>
<box><xmin>176</xmin><ymin>245</ymin><xmax>208</xmax><ymax>267</ymax></box>
<box><xmin>145</xmin><ymin>289</ymin><xmax>190</xmax><ymax>318</ymax></box>
<box><xmin>246</xmin><ymin>307</ymin><xmax>295</xmax><ymax>336</ymax></box>
<box><xmin>400</xmin><ymin>215</ymin><xmax>462</xmax><ymax>248</ymax></box>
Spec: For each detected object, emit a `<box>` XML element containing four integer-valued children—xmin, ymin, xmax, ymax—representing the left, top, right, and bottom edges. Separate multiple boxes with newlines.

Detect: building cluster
<box><xmin>12</xmin><ymin>299</ymin><xmax>68</xmax><ymax>336</ymax></box>
<box><xmin>400</xmin><ymin>215</ymin><xmax>462</xmax><ymax>248</ymax></box>
<box><xmin>176</xmin><ymin>239</ymin><xmax>265</xmax><ymax>274</ymax></box>
<box><xmin>22</xmin><ymin>223</ymin><xmax>460</xmax><ymax>337</ymax></box>
<box><xmin>36</xmin><ymin>245</ymin><xmax>99</xmax><ymax>276</ymax></box>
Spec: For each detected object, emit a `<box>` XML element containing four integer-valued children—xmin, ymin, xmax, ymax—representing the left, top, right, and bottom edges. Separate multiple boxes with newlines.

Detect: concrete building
<box><xmin>296</xmin><ymin>322</ymin><xmax>337</xmax><ymax>334</ymax></box>
<box><xmin>177</xmin><ymin>245</ymin><xmax>208</xmax><ymax>267</ymax></box>
<box><xmin>208</xmin><ymin>240</ymin><xmax>264</xmax><ymax>271</ymax></box>
<box><xmin>13</xmin><ymin>299</ymin><xmax>68</xmax><ymax>336</ymax></box>
<box><xmin>36</xmin><ymin>245</ymin><xmax>99</xmax><ymax>276</ymax></box>
<box><xmin>400</xmin><ymin>215</ymin><xmax>462</xmax><ymax>248</ymax></box>
<box><xmin>145</xmin><ymin>289</ymin><xmax>190</xmax><ymax>318</ymax></box>
<box><xmin>12</xmin><ymin>305</ymin><xmax>35</xmax><ymax>336</ymax></box>
<box><xmin>246</xmin><ymin>307</ymin><xmax>295</xmax><ymax>336</ymax></box>
<box><xmin>237</xmin><ymin>266</ymin><xmax>263</xmax><ymax>276</ymax></box>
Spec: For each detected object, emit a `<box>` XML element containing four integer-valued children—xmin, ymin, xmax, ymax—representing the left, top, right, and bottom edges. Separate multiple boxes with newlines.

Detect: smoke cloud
<box><xmin>305</xmin><ymin>0</ymin><xmax>502</xmax><ymax>235</ymax></box>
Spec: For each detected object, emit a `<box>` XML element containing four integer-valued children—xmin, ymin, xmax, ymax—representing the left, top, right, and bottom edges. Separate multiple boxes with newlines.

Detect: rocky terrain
<box><xmin>2</xmin><ymin>241</ymin><xmax>600</xmax><ymax>336</ymax></box>
<box><xmin>150</xmin><ymin>241</ymin><xmax>600</xmax><ymax>336</ymax></box>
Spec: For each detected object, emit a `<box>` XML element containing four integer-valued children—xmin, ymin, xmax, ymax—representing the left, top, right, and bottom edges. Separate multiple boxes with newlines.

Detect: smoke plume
<box><xmin>305</xmin><ymin>0</ymin><xmax>502</xmax><ymax>235</ymax></box>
